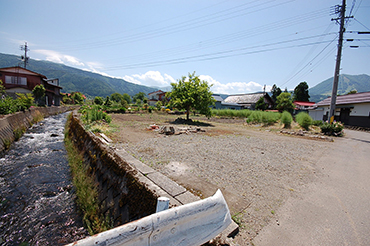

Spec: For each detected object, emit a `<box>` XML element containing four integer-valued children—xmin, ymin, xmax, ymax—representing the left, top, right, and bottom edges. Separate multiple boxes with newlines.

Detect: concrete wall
<box><xmin>0</xmin><ymin>106</ymin><xmax>77</xmax><ymax>153</ymax></box>
<box><xmin>67</xmin><ymin>112</ymin><xmax>159</xmax><ymax>226</ymax></box>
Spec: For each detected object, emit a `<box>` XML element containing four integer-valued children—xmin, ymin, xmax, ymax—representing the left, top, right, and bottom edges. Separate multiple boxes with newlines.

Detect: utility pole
<box><xmin>328</xmin><ymin>0</ymin><xmax>352</xmax><ymax>124</ymax></box>
<box><xmin>20</xmin><ymin>42</ymin><xmax>29</xmax><ymax>69</ymax></box>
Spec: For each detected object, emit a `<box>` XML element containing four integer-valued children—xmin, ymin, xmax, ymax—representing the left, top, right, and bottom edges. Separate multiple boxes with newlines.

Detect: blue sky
<box><xmin>1</xmin><ymin>0</ymin><xmax>369</xmax><ymax>94</ymax></box>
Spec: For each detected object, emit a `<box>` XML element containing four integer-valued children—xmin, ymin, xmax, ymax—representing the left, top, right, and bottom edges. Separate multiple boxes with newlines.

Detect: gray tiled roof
<box><xmin>316</xmin><ymin>91</ymin><xmax>370</xmax><ymax>106</ymax></box>
<box><xmin>224</xmin><ymin>93</ymin><xmax>265</xmax><ymax>104</ymax></box>
<box><xmin>212</xmin><ymin>94</ymin><xmax>224</xmax><ymax>102</ymax></box>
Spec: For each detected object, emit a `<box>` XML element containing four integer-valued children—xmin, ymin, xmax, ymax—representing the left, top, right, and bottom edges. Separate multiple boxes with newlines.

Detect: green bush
<box><xmin>0</xmin><ymin>93</ymin><xmax>34</xmax><ymax>115</ymax></box>
<box><xmin>320</xmin><ymin>122</ymin><xmax>344</xmax><ymax>136</ymax></box>
<box><xmin>94</xmin><ymin>96</ymin><xmax>104</xmax><ymax>105</ymax></box>
<box><xmin>280</xmin><ymin>111</ymin><xmax>293</xmax><ymax>128</ymax></box>
<box><xmin>312</xmin><ymin>120</ymin><xmax>323</xmax><ymax>126</ymax></box>
<box><xmin>295</xmin><ymin>112</ymin><xmax>313</xmax><ymax>130</ymax></box>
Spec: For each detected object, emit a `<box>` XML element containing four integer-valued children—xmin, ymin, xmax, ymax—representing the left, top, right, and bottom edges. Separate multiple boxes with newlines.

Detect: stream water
<box><xmin>0</xmin><ymin>112</ymin><xmax>88</xmax><ymax>245</ymax></box>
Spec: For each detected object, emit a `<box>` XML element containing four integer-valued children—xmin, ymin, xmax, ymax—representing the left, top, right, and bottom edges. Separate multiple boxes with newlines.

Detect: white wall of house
<box><xmin>350</xmin><ymin>103</ymin><xmax>370</xmax><ymax>116</ymax></box>
<box><xmin>308</xmin><ymin>108</ymin><xmax>324</xmax><ymax>121</ymax></box>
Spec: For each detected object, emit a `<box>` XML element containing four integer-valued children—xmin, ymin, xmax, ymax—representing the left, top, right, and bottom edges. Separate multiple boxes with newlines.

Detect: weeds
<box><xmin>64</xmin><ymin>115</ymin><xmax>112</xmax><ymax>235</ymax></box>
<box><xmin>13</xmin><ymin>127</ymin><xmax>26</xmax><ymax>141</ymax></box>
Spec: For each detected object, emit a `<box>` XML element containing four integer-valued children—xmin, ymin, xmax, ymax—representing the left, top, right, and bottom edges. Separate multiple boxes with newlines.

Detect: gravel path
<box><xmin>111</xmin><ymin>114</ymin><xmax>331</xmax><ymax>245</ymax></box>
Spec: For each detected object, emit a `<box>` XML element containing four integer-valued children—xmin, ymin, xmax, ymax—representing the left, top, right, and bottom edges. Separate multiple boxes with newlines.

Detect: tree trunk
<box><xmin>186</xmin><ymin>108</ymin><xmax>190</xmax><ymax>120</ymax></box>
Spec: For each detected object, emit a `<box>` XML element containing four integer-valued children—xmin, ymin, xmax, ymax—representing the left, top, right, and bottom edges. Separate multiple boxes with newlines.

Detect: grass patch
<box><xmin>212</xmin><ymin>109</ymin><xmax>253</xmax><ymax>118</ymax></box>
<box><xmin>246</xmin><ymin>111</ymin><xmax>281</xmax><ymax>126</ymax></box>
<box><xmin>232</xmin><ymin>212</ymin><xmax>244</xmax><ymax>227</ymax></box>
<box><xmin>13</xmin><ymin>126</ymin><xmax>26</xmax><ymax>141</ymax></box>
<box><xmin>64</xmin><ymin>115</ymin><xmax>112</xmax><ymax>235</ymax></box>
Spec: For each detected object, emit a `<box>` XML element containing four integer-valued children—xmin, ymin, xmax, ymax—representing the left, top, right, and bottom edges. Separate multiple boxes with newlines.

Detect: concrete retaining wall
<box><xmin>0</xmin><ymin>106</ymin><xmax>77</xmax><ymax>153</ymax></box>
<box><xmin>67</xmin><ymin>112</ymin><xmax>159</xmax><ymax>226</ymax></box>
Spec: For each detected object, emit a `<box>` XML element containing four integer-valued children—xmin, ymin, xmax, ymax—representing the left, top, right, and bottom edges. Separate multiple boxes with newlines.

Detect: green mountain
<box><xmin>0</xmin><ymin>53</ymin><xmax>156</xmax><ymax>98</ymax></box>
<box><xmin>309</xmin><ymin>74</ymin><xmax>370</xmax><ymax>102</ymax></box>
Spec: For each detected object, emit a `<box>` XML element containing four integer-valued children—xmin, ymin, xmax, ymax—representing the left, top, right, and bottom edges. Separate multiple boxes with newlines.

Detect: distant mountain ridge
<box><xmin>0</xmin><ymin>53</ymin><xmax>156</xmax><ymax>98</ymax></box>
<box><xmin>309</xmin><ymin>74</ymin><xmax>370</xmax><ymax>102</ymax></box>
<box><xmin>1</xmin><ymin>53</ymin><xmax>368</xmax><ymax>101</ymax></box>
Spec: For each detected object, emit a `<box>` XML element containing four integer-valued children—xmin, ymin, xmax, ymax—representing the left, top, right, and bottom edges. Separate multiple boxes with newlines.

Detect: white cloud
<box><xmin>34</xmin><ymin>49</ymin><xmax>85</xmax><ymax>67</ymax></box>
<box><xmin>122</xmin><ymin>71</ymin><xmax>175</xmax><ymax>88</ymax></box>
<box><xmin>199</xmin><ymin>75</ymin><xmax>271</xmax><ymax>95</ymax></box>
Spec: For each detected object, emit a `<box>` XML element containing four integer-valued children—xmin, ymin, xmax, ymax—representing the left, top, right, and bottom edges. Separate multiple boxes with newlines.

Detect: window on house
<box><xmin>5</xmin><ymin>76</ymin><xmax>27</xmax><ymax>85</ymax></box>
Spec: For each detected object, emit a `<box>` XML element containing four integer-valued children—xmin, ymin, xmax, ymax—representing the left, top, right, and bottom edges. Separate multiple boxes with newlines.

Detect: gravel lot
<box><xmin>108</xmin><ymin>113</ymin><xmax>331</xmax><ymax>245</ymax></box>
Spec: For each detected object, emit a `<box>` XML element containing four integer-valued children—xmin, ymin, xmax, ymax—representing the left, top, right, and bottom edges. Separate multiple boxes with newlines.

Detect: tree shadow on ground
<box><xmin>168</xmin><ymin>117</ymin><xmax>215</xmax><ymax>127</ymax></box>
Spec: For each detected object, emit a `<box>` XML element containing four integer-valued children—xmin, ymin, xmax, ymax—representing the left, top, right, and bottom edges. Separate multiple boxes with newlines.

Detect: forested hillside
<box><xmin>0</xmin><ymin>53</ymin><xmax>156</xmax><ymax>98</ymax></box>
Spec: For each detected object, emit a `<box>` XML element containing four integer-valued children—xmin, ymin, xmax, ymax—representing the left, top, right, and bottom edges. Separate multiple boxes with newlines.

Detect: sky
<box><xmin>1</xmin><ymin>0</ymin><xmax>369</xmax><ymax>95</ymax></box>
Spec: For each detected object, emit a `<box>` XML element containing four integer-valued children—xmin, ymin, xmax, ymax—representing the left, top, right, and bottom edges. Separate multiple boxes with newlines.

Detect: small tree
<box><xmin>72</xmin><ymin>92</ymin><xmax>84</xmax><ymax>105</ymax></box>
<box><xmin>104</xmin><ymin>96</ymin><xmax>112</xmax><ymax>107</ymax></box>
<box><xmin>276</xmin><ymin>92</ymin><xmax>294</xmax><ymax>113</ymax></box>
<box><xmin>122</xmin><ymin>93</ymin><xmax>131</xmax><ymax>104</ymax></box>
<box><xmin>94</xmin><ymin>96</ymin><xmax>104</xmax><ymax>105</ymax></box>
<box><xmin>110</xmin><ymin>93</ymin><xmax>124</xmax><ymax>103</ymax></box>
<box><xmin>155</xmin><ymin>100</ymin><xmax>163</xmax><ymax>111</ymax></box>
<box><xmin>121</xmin><ymin>98</ymin><xmax>128</xmax><ymax>108</ymax></box>
<box><xmin>271</xmin><ymin>84</ymin><xmax>282</xmax><ymax>102</ymax></box>
<box><xmin>255</xmin><ymin>96</ymin><xmax>267</xmax><ymax>111</ymax></box>
<box><xmin>293</xmin><ymin>82</ymin><xmax>310</xmax><ymax>102</ymax></box>
<box><xmin>32</xmin><ymin>84</ymin><xmax>46</xmax><ymax>106</ymax></box>
<box><xmin>167</xmin><ymin>72</ymin><xmax>215</xmax><ymax>120</ymax></box>
<box><xmin>133</xmin><ymin>92</ymin><xmax>146</xmax><ymax>105</ymax></box>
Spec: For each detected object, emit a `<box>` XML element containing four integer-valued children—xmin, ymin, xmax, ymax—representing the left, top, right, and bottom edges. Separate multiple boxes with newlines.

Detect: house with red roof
<box><xmin>308</xmin><ymin>91</ymin><xmax>370</xmax><ymax>127</ymax></box>
<box><xmin>293</xmin><ymin>101</ymin><xmax>315</xmax><ymax>114</ymax></box>
<box><xmin>148</xmin><ymin>90</ymin><xmax>166</xmax><ymax>106</ymax></box>
<box><xmin>0</xmin><ymin>66</ymin><xmax>62</xmax><ymax>106</ymax></box>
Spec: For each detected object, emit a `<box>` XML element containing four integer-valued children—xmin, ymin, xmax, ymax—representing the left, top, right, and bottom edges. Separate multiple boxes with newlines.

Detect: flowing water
<box><xmin>0</xmin><ymin>112</ymin><xmax>88</xmax><ymax>245</ymax></box>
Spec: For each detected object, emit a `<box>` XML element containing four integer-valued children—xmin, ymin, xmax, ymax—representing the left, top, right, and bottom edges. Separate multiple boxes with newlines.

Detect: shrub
<box><xmin>94</xmin><ymin>96</ymin><xmax>104</xmax><ymax>105</ymax></box>
<box><xmin>295</xmin><ymin>112</ymin><xmax>313</xmax><ymax>130</ymax></box>
<box><xmin>320</xmin><ymin>121</ymin><xmax>344</xmax><ymax>136</ymax></box>
<box><xmin>312</xmin><ymin>120</ymin><xmax>323</xmax><ymax>126</ymax></box>
<box><xmin>281</xmin><ymin>111</ymin><xmax>293</xmax><ymax>128</ymax></box>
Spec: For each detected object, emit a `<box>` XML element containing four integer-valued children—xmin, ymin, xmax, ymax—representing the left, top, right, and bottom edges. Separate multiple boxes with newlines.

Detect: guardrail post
<box><xmin>156</xmin><ymin>197</ymin><xmax>170</xmax><ymax>213</ymax></box>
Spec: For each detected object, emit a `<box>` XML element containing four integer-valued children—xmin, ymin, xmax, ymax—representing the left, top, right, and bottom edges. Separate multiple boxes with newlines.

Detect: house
<box><xmin>293</xmin><ymin>101</ymin><xmax>315</xmax><ymax>114</ymax></box>
<box><xmin>147</xmin><ymin>90</ymin><xmax>166</xmax><ymax>106</ymax></box>
<box><xmin>212</xmin><ymin>94</ymin><xmax>242</xmax><ymax>110</ymax></box>
<box><xmin>223</xmin><ymin>92</ymin><xmax>274</xmax><ymax>110</ymax></box>
<box><xmin>308</xmin><ymin>91</ymin><xmax>370</xmax><ymax>128</ymax></box>
<box><xmin>0</xmin><ymin>66</ymin><xmax>62</xmax><ymax>106</ymax></box>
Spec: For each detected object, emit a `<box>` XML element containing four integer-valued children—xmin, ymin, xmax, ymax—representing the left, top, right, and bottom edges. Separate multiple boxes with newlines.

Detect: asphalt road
<box><xmin>253</xmin><ymin>129</ymin><xmax>370</xmax><ymax>246</ymax></box>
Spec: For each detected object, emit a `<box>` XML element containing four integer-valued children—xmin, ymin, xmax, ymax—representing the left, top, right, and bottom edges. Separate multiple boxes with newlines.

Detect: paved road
<box><xmin>253</xmin><ymin>129</ymin><xmax>370</xmax><ymax>246</ymax></box>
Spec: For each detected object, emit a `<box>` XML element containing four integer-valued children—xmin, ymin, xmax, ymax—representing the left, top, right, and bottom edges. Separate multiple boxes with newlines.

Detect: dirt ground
<box><xmin>104</xmin><ymin>112</ymin><xmax>332</xmax><ymax>245</ymax></box>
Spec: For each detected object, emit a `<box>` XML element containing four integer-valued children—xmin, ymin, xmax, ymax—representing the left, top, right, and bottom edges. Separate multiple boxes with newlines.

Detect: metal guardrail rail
<box><xmin>66</xmin><ymin>189</ymin><xmax>232</xmax><ymax>246</ymax></box>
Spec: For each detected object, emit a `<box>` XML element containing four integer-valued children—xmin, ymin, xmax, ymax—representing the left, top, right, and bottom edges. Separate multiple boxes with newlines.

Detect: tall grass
<box><xmin>211</xmin><ymin>109</ymin><xmax>253</xmax><ymax>118</ymax></box>
<box><xmin>246</xmin><ymin>111</ymin><xmax>281</xmax><ymax>125</ymax></box>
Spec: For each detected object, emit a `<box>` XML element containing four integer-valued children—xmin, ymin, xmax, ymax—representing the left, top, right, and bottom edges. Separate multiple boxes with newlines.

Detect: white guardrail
<box><xmin>66</xmin><ymin>189</ymin><xmax>232</xmax><ymax>246</ymax></box>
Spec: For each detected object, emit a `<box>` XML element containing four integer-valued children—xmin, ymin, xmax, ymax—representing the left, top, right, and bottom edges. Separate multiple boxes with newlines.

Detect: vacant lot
<box><xmin>107</xmin><ymin>113</ymin><xmax>331</xmax><ymax>245</ymax></box>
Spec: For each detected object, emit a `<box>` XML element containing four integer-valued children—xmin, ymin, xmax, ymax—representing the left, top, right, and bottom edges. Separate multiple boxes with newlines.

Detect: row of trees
<box><xmin>263</xmin><ymin>81</ymin><xmax>310</xmax><ymax>112</ymax></box>
<box><xmin>89</xmin><ymin>75</ymin><xmax>311</xmax><ymax>119</ymax></box>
